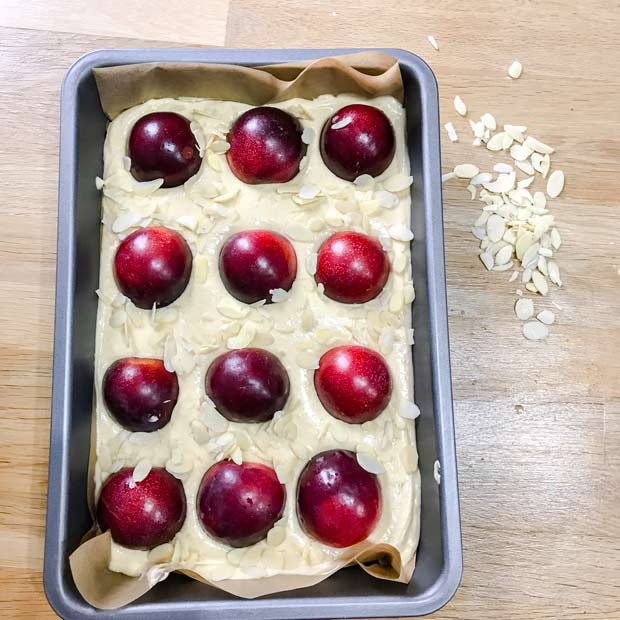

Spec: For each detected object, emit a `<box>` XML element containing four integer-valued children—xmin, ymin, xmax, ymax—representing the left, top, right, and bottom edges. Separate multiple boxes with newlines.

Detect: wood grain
<box><xmin>1</xmin><ymin>1</ymin><xmax>619</xmax><ymax>618</ymax></box>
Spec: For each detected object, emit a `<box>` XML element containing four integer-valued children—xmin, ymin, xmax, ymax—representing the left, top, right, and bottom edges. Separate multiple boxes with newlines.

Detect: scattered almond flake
<box><xmin>109</xmin><ymin>309</ymin><xmax>127</xmax><ymax>328</ymax></box>
<box><xmin>503</xmin><ymin>229</ymin><xmax>517</xmax><ymax>245</ymax></box>
<box><xmin>325</xmin><ymin>213</ymin><xmax>344</xmax><ymax>228</ymax></box>
<box><xmin>453</xmin><ymin>95</ymin><xmax>467</xmax><ymax>116</ymax></box>
<box><xmin>479</xmin><ymin>252</ymin><xmax>494</xmax><ymax>270</ymax></box>
<box><xmin>515</xmin><ymin>159</ymin><xmax>535</xmax><ymax>176</ymax></box>
<box><xmin>331</xmin><ymin>116</ymin><xmax>352</xmax><ymax>130</ymax></box>
<box><xmin>531</xmin><ymin>270</ymin><xmax>549</xmax><ymax>295</ymax></box>
<box><xmin>465</xmin><ymin>184</ymin><xmax>476</xmax><ymax>200</ymax></box>
<box><xmin>470</xmin><ymin>120</ymin><xmax>485</xmax><ymax>139</ymax></box>
<box><xmin>493</xmin><ymin>261</ymin><xmax>514</xmax><ymax>272</ymax></box>
<box><xmin>176</xmin><ymin>214</ymin><xmax>199</xmax><ymax>231</ymax></box>
<box><xmin>531</xmin><ymin>153</ymin><xmax>545</xmax><ymax>173</ymax></box>
<box><xmin>522</xmin><ymin>268</ymin><xmax>533</xmax><ymax>284</ymax></box>
<box><xmin>301</xmin><ymin>308</ymin><xmax>315</xmax><ymax>331</ymax></box>
<box><xmin>269</xmin><ymin>288</ymin><xmax>289</xmax><ymax>303</ymax></box>
<box><xmin>510</xmin><ymin>144</ymin><xmax>533</xmax><ymax>161</ymax></box>
<box><xmin>442</xmin><ymin>172</ymin><xmax>456</xmax><ymax>183</ymax></box>
<box><xmin>539</xmin><ymin>247</ymin><xmax>553</xmax><ymax>258</ymax></box>
<box><xmin>550</xmin><ymin>228</ymin><xmax>562</xmax><ymax>250</ymax></box>
<box><xmin>206</xmin><ymin>151</ymin><xmax>222</xmax><ymax>171</ymax></box>
<box><xmin>400</xmin><ymin>400</ymin><xmax>421</xmax><ymax>420</ymax></box>
<box><xmin>230</xmin><ymin>447</ymin><xmax>243</xmax><ymax>466</ymax></box>
<box><xmin>515</xmin><ymin>232</ymin><xmax>535</xmax><ymax>260</ymax></box>
<box><xmin>227</xmin><ymin>322</ymin><xmax>256</xmax><ymax>349</ymax></box>
<box><xmin>434</xmin><ymin>460</ymin><xmax>441</xmax><ymax>484</ymax></box>
<box><xmin>486</xmin><ymin>214</ymin><xmax>506</xmax><ymax>242</ymax></box>
<box><xmin>298</xmin><ymin>184</ymin><xmax>321</xmax><ymax>200</ymax></box>
<box><xmin>95</xmin><ymin>176</ymin><xmax>105</xmax><ymax>190</ymax></box>
<box><xmin>472</xmin><ymin>137</ymin><xmax>482</xmax><ymax>147</ymax></box>
<box><xmin>480</xmin><ymin>113</ymin><xmax>497</xmax><ymax>131</ymax></box>
<box><xmin>454</xmin><ymin>164</ymin><xmax>479</xmax><ymax>179</ymax></box>
<box><xmin>521</xmin><ymin>243</ymin><xmax>541</xmax><ymax>269</ymax></box>
<box><xmin>388</xmin><ymin>291</ymin><xmax>404</xmax><ymax>313</ymax></box>
<box><xmin>427</xmin><ymin>35</ymin><xmax>439</xmax><ymax>50</ymax></box>
<box><xmin>378</xmin><ymin>326</ymin><xmax>395</xmax><ymax>354</ymax></box>
<box><xmin>524</xmin><ymin>136</ymin><xmax>555</xmax><ymax>155</ymax></box>
<box><xmin>301</xmin><ymin>126</ymin><xmax>315</xmax><ymax>144</ymax></box>
<box><xmin>523</xmin><ymin>321</ymin><xmax>548</xmax><ymax>340</ymax></box>
<box><xmin>504</xmin><ymin>124</ymin><xmax>526</xmax><ymax>143</ymax></box>
<box><xmin>353</xmin><ymin>173</ymin><xmax>374</xmax><ymax>188</ymax></box>
<box><xmin>216</xmin><ymin>300</ymin><xmax>248</xmax><ymax>320</ymax></box>
<box><xmin>383</xmin><ymin>173</ymin><xmax>413</xmax><ymax>193</ymax></box>
<box><xmin>444</xmin><ymin>122</ymin><xmax>459</xmax><ymax>142</ymax></box>
<box><xmin>388</xmin><ymin>224</ymin><xmax>414</xmax><ymax>242</ymax></box>
<box><xmin>267</xmin><ymin>526</ymin><xmax>286</xmax><ymax>547</ymax></box>
<box><xmin>502</xmin><ymin>133</ymin><xmax>514</xmax><ymax>150</ymax></box>
<box><xmin>132</xmin><ymin>178</ymin><xmax>164</xmax><ymax>196</ymax></box>
<box><xmin>212</xmin><ymin>188</ymin><xmax>239</xmax><ymax>204</ymax></box>
<box><xmin>548</xmin><ymin>260</ymin><xmax>562</xmax><ymax>286</ymax></box>
<box><xmin>403</xmin><ymin>283</ymin><xmax>416</xmax><ymax>303</ymax></box>
<box><xmin>485</xmin><ymin>132</ymin><xmax>505</xmax><ymax>152</ymax></box>
<box><xmin>193</xmin><ymin>255</ymin><xmax>209</xmax><ymax>284</ymax></box>
<box><xmin>295</xmin><ymin>351</ymin><xmax>320</xmax><ymax>370</ymax></box>
<box><xmin>533</xmin><ymin>191</ymin><xmax>547</xmax><ymax>210</ymax></box>
<box><xmin>509</xmin><ymin>270</ymin><xmax>519</xmax><ymax>283</ymax></box>
<box><xmin>541</xmin><ymin>153</ymin><xmax>551</xmax><ymax>178</ymax></box>
<box><xmin>210</xmin><ymin>139</ymin><xmax>230</xmax><ymax>154</ymax></box>
<box><xmin>508</xmin><ymin>60</ymin><xmax>523</xmax><ymax>79</ymax></box>
<box><xmin>374</xmin><ymin>189</ymin><xmax>399</xmax><ymax>209</ymax></box>
<box><xmin>538</xmin><ymin>255</ymin><xmax>549</xmax><ymax>275</ymax></box>
<box><xmin>132</xmin><ymin>459</ymin><xmax>152</xmax><ymax>483</ymax></box>
<box><xmin>547</xmin><ymin>170</ymin><xmax>565</xmax><ymax>198</ymax></box>
<box><xmin>306</xmin><ymin>252</ymin><xmax>318</xmax><ymax>276</ymax></box>
<box><xmin>495</xmin><ymin>245</ymin><xmax>513</xmax><ymax>265</ymax></box>
<box><xmin>515</xmin><ymin>298</ymin><xmax>534</xmax><ymax>320</ymax></box>
<box><xmin>537</xmin><ymin>309</ymin><xmax>555</xmax><ymax>325</ymax></box>
<box><xmin>356</xmin><ymin>451</ymin><xmax>385</xmax><ymax>475</ymax></box>
<box><xmin>112</xmin><ymin>211</ymin><xmax>142</xmax><ymax>233</ymax></box>
<box><xmin>484</xmin><ymin>172</ymin><xmax>516</xmax><ymax>194</ymax></box>
<box><xmin>308</xmin><ymin>216</ymin><xmax>325</xmax><ymax>232</ymax></box>
<box><xmin>471</xmin><ymin>172</ymin><xmax>493</xmax><ymax>186</ymax></box>
<box><xmin>517</xmin><ymin>176</ymin><xmax>535</xmax><ymax>190</ymax></box>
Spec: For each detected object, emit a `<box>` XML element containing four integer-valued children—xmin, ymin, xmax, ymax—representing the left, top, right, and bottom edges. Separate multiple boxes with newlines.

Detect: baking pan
<box><xmin>44</xmin><ymin>48</ymin><xmax>462</xmax><ymax>619</ymax></box>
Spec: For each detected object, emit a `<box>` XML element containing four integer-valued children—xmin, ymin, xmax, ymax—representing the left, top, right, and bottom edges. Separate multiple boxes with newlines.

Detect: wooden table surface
<box><xmin>1</xmin><ymin>1</ymin><xmax>619</xmax><ymax>618</ymax></box>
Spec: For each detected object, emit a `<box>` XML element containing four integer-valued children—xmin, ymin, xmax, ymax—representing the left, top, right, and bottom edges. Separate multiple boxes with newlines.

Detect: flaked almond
<box><xmin>508</xmin><ymin>60</ymin><xmax>523</xmax><ymax>79</ymax></box>
<box><xmin>454</xmin><ymin>163</ymin><xmax>479</xmax><ymax>179</ymax></box>
<box><xmin>546</xmin><ymin>170</ymin><xmax>565</xmax><ymax>198</ymax></box>
<box><xmin>523</xmin><ymin>321</ymin><xmax>548</xmax><ymax>340</ymax></box>
<box><xmin>454</xmin><ymin>95</ymin><xmax>467</xmax><ymax>116</ymax></box>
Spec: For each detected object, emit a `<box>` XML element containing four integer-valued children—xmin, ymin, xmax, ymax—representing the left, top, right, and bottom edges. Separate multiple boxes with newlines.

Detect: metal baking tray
<box><xmin>44</xmin><ymin>48</ymin><xmax>461</xmax><ymax>619</ymax></box>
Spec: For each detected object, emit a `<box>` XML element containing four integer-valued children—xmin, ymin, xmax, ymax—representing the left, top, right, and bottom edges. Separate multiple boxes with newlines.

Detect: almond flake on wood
<box><xmin>480</xmin><ymin>113</ymin><xmax>497</xmax><ymax>130</ymax></box>
<box><xmin>518</xmin><ymin>176</ymin><xmax>535</xmax><ymax>189</ymax></box>
<box><xmin>479</xmin><ymin>252</ymin><xmax>494</xmax><ymax>270</ymax></box>
<box><xmin>516</xmin><ymin>159</ymin><xmax>535</xmax><ymax>175</ymax></box>
<box><xmin>495</xmin><ymin>245</ymin><xmax>513</xmax><ymax>265</ymax></box>
<box><xmin>537</xmin><ymin>310</ymin><xmax>556</xmax><ymax>325</ymax></box>
<box><xmin>515</xmin><ymin>298</ymin><xmax>534</xmax><ymax>320</ymax></box>
<box><xmin>486</xmin><ymin>132</ymin><xmax>506</xmax><ymax>151</ymax></box>
<box><xmin>547</xmin><ymin>170</ymin><xmax>565</xmax><ymax>198</ymax></box>
<box><xmin>523</xmin><ymin>321</ymin><xmax>548</xmax><ymax>340</ymax></box>
<box><xmin>454</xmin><ymin>95</ymin><xmax>467</xmax><ymax>116</ymax></box>
<box><xmin>486</xmin><ymin>214</ymin><xmax>506</xmax><ymax>242</ymax></box>
<box><xmin>472</xmin><ymin>173</ymin><xmax>493</xmax><ymax>186</ymax></box>
<box><xmin>531</xmin><ymin>270</ymin><xmax>549</xmax><ymax>295</ymax></box>
<box><xmin>483</xmin><ymin>172</ymin><xmax>516</xmax><ymax>194</ymax></box>
<box><xmin>444</xmin><ymin>122</ymin><xmax>459</xmax><ymax>142</ymax></box>
<box><xmin>548</xmin><ymin>260</ymin><xmax>562</xmax><ymax>286</ymax></box>
<box><xmin>550</xmin><ymin>228</ymin><xmax>562</xmax><ymax>250</ymax></box>
<box><xmin>524</xmin><ymin>136</ymin><xmax>555</xmax><ymax>155</ymax></box>
<box><xmin>454</xmin><ymin>164</ymin><xmax>479</xmax><ymax>179</ymax></box>
<box><xmin>442</xmin><ymin>172</ymin><xmax>456</xmax><ymax>183</ymax></box>
<box><xmin>508</xmin><ymin>60</ymin><xmax>523</xmax><ymax>79</ymax></box>
<box><xmin>427</xmin><ymin>35</ymin><xmax>439</xmax><ymax>50</ymax></box>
